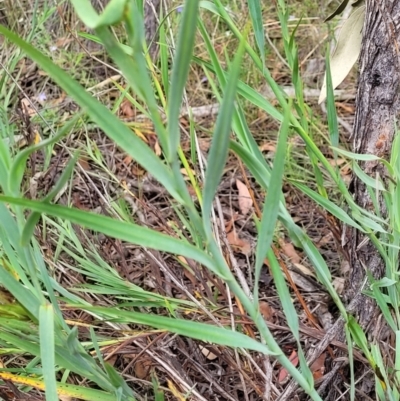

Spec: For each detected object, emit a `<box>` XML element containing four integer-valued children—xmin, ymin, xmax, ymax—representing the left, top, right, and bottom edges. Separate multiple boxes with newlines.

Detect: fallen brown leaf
<box><xmin>293</xmin><ymin>263</ymin><xmax>316</xmax><ymax>278</ymax></box>
<box><xmin>258</xmin><ymin>142</ymin><xmax>276</xmax><ymax>152</ymax></box>
<box><xmin>200</xmin><ymin>345</ymin><xmax>218</xmax><ymax>361</ymax></box>
<box><xmin>154</xmin><ymin>140</ymin><xmax>162</xmax><ymax>156</ymax></box>
<box><xmin>134</xmin><ymin>357</ymin><xmax>152</xmax><ymax>380</ymax></box>
<box><xmin>120</xmin><ymin>99</ymin><xmax>135</xmax><ymax>118</ymax></box>
<box><xmin>21</xmin><ymin>98</ymin><xmax>37</xmax><ymax>117</ymax></box>
<box><xmin>259</xmin><ymin>301</ymin><xmax>275</xmax><ymax>321</ymax></box>
<box><xmin>310</xmin><ymin>353</ymin><xmax>326</xmax><ymax>380</ymax></box>
<box><xmin>278</xmin><ymin>350</ymin><xmax>298</xmax><ymax>383</ymax></box>
<box><xmin>279</xmin><ymin>239</ymin><xmax>301</xmax><ymax>264</ymax></box>
<box><xmin>227</xmin><ymin>230</ymin><xmax>251</xmax><ymax>255</ymax></box>
<box><xmin>328</xmin><ymin>158</ymin><xmax>346</xmax><ymax>167</ymax></box>
<box><xmin>78</xmin><ymin>158</ymin><xmax>90</xmax><ymax>171</ymax></box>
<box><xmin>236</xmin><ymin>179</ymin><xmax>253</xmax><ymax>215</ymax></box>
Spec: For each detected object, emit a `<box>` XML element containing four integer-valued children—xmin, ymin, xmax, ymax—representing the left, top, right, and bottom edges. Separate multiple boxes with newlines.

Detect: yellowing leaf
<box><xmin>319</xmin><ymin>5</ymin><xmax>365</xmax><ymax>104</ymax></box>
<box><xmin>33</xmin><ymin>130</ymin><xmax>42</xmax><ymax>145</ymax></box>
<box><xmin>167</xmin><ymin>380</ymin><xmax>186</xmax><ymax>401</ymax></box>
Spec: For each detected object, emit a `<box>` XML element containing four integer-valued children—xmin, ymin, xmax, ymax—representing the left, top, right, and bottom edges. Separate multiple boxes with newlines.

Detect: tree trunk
<box><xmin>347</xmin><ymin>0</ymin><xmax>400</xmax><ymax>329</ymax></box>
<box><xmin>144</xmin><ymin>0</ymin><xmax>162</xmax><ymax>61</ymax></box>
<box><xmin>329</xmin><ymin>1</ymin><xmax>400</xmax><ymax>399</ymax></box>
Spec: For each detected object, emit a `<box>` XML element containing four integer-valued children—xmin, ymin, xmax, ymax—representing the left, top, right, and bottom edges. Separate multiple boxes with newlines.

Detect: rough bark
<box><xmin>144</xmin><ymin>0</ymin><xmax>163</xmax><ymax>61</ymax></box>
<box><xmin>346</xmin><ymin>0</ymin><xmax>400</xmax><ymax>329</ymax></box>
<box><xmin>327</xmin><ymin>1</ymin><xmax>400</xmax><ymax>399</ymax></box>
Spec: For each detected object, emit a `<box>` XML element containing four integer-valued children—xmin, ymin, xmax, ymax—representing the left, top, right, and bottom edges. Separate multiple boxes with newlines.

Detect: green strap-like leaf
<box><xmin>0</xmin><ymin>25</ymin><xmax>185</xmax><ymax>203</ymax></box>
<box><xmin>86</xmin><ymin>306</ymin><xmax>279</xmax><ymax>355</ymax></box>
<box><xmin>202</xmin><ymin>26</ymin><xmax>247</xmax><ymax>234</ymax></box>
<box><xmin>248</xmin><ymin>0</ymin><xmax>265</xmax><ymax>62</ymax></box>
<box><xmin>167</xmin><ymin>0</ymin><xmax>200</xmax><ymax>163</ymax></box>
<box><xmin>254</xmin><ymin>103</ymin><xmax>290</xmax><ymax>302</ymax></box>
<box><xmin>39</xmin><ymin>304</ymin><xmax>58</xmax><ymax>401</ymax></box>
<box><xmin>70</xmin><ymin>0</ymin><xmax>128</xmax><ymax>28</ymax></box>
<box><xmin>0</xmin><ymin>196</ymin><xmax>228</xmax><ymax>279</ymax></box>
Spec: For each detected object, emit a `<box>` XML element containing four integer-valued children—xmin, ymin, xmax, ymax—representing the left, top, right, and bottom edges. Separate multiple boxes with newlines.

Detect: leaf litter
<box><xmin>1</xmin><ymin>0</ymin><xmax>359</xmax><ymax>399</ymax></box>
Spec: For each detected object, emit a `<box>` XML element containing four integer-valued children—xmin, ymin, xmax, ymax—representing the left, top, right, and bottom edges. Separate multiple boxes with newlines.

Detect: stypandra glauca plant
<box><xmin>0</xmin><ymin>0</ymin><xmax>391</xmax><ymax>400</ymax></box>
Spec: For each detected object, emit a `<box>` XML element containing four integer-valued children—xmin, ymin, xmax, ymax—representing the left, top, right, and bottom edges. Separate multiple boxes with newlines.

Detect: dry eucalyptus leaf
<box><xmin>236</xmin><ymin>179</ymin><xmax>253</xmax><ymax>215</ymax></box>
<box><xmin>134</xmin><ymin>357</ymin><xmax>152</xmax><ymax>379</ymax></box>
<box><xmin>120</xmin><ymin>99</ymin><xmax>135</xmax><ymax>118</ymax></box>
<box><xmin>59</xmin><ymin>396</ymin><xmax>73</xmax><ymax>401</ymax></box>
<box><xmin>333</xmin><ymin>277</ymin><xmax>345</xmax><ymax>294</ymax></box>
<box><xmin>21</xmin><ymin>98</ymin><xmax>37</xmax><ymax>117</ymax></box>
<box><xmin>154</xmin><ymin>140</ymin><xmax>162</xmax><ymax>156</ymax></box>
<box><xmin>324</xmin><ymin>0</ymin><xmax>351</xmax><ymax>22</ymax></box>
<box><xmin>293</xmin><ymin>263</ymin><xmax>316</xmax><ymax>278</ymax></box>
<box><xmin>259</xmin><ymin>301</ymin><xmax>274</xmax><ymax>321</ymax></box>
<box><xmin>319</xmin><ymin>5</ymin><xmax>365</xmax><ymax>104</ymax></box>
<box><xmin>288</xmin><ymin>270</ymin><xmax>320</xmax><ymax>292</ymax></box>
<box><xmin>279</xmin><ymin>240</ymin><xmax>301</xmax><ymax>264</ymax></box>
<box><xmin>258</xmin><ymin>142</ymin><xmax>276</xmax><ymax>152</ymax></box>
<box><xmin>278</xmin><ymin>350</ymin><xmax>299</xmax><ymax>384</ymax></box>
<box><xmin>227</xmin><ymin>230</ymin><xmax>251</xmax><ymax>255</ymax></box>
<box><xmin>199</xmin><ymin>345</ymin><xmax>218</xmax><ymax>361</ymax></box>
<box><xmin>311</xmin><ymin>353</ymin><xmax>326</xmax><ymax>380</ymax></box>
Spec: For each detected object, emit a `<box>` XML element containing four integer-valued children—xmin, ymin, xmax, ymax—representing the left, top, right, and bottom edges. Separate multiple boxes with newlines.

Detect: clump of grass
<box><xmin>0</xmin><ymin>0</ymin><xmax>399</xmax><ymax>400</ymax></box>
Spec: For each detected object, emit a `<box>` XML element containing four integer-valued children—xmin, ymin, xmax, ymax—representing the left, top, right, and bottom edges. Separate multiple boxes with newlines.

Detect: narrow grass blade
<box><xmin>347</xmin><ymin>315</ymin><xmax>374</xmax><ymax>364</ymax></box>
<box><xmin>0</xmin><ymin>136</ymin><xmax>11</xmax><ymax>193</ymax></box>
<box><xmin>292</xmin><ymin>182</ymin><xmax>366</xmax><ymax>231</ymax></box>
<box><xmin>0</xmin><ymin>25</ymin><xmax>184</xmax><ymax>203</ymax></box>
<box><xmin>0</xmin><ymin>202</ymin><xmax>32</xmax><ymax>262</ymax></box>
<box><xmin>97</xmin><ymin>5</ymin><xmax>170</xmax><ymax>158</ymax></box>
<box><xmin>152</xmin><ymin>374</ymin><xmax>164</xmax><ymax>401</ymax></box>
<box><xmin>230</xmin><ymin>142</ymin><xmax>348</xmax><ymax>316</ymax></box>
<box><xmin>212</xmin><ymin>0</ymin><xmax>262</xmax><ymax>67</ymax></box>
<box><xmin>167</xmin><ymin>0</ymin><xmax>199</xmax><ymax>162</ymax></box>
<box><xmin>369</xmin><ymin>272</ymin><xmax>397</xmax><ymax>332</ymax></box>
<box><xmin>395</xmin><ymin>332</ymin><xmax>400</xmax><ymax>395</ymax></box>
<box><xmin>353</xmin><ymin>162</ymin><xmax>386</xmax><ymax>191</ymax></box>
<box><xmin>22</xmin><ymin>153</ymin><xmax>79</xmax><ymax>245</ymax></box>
<box><xmin>266</xmin><ymin>248</ymin><xmax>299</xmax><ymax>338</ymax></box>
<box><xmin>0</xmin><ymin>371</ymin><xmax>129</xmax><ymax>401</ymax></box>
<box><xmin>104</xmin><ymin>363</ymin><xmax>135</xmax><ymax>398</ymax></box>
<box><xmin>0</xmin><ymin>267</ymin><xmax>39</xmax><ymax>319</ymax></box>
<box><xmin>86</xmin><ymin>306</ymin><xmax>278</xmax><ymax>355</ymax></box>
<box><xmin>248</xmin><ymin>0</ymin><xmax>265</xmax><ymax>62</ymax></box>
<box><xmin>159</xmin><ymin>14</ymin><xmax>169</xmax><ymax>96</ymax></box>
<box><xmin>195</xmin><ymin>56</ymin><xmax>283</xmax><ymax>122</ymax></box>
<box><xmin>202</xmin><ymin>29</ymin><xmax>247</xmax><ymax>233</ymax></box>
<box><xmin>230</xmin><ymin>141</ymin><xmax>273</xmax><ymax>190</ymax></box>
<box><xmin>0</xmin><ymin>196</ymin><xmax>226</xmax><ymax>279</ymax></box>
<box><xmin>39</xmin><ymin>304</ymin><xmax>58</xmax><ymax>401</ymax></box>
<box><xmin>289</xmin><ymin>223</ymin><xmax>347</xmax><ymax>316</ymax></box>
<box><xmin>345</xmin><ymin>324</ymin><xmax>355</xmax><ymax>401</ymax></box>
<box><xmin>325</xmin><ymin>50</ymin><xmax>339</xmax><ymax>151</ymax></box>
<box><xmin>8</xmin><ymin>113</ymin><xmax>81</xmax><ymax>197</ymax></box>
<box><xmin>0</xmin><ymin>329</ymin><xmax>109</xmax><ymax>389</ymax></box>
<box><xmin>70</xmin><ymin>0</ymin><xmax>127</xmax><ymax>29</ymax></box>
<box><xmin>331</xmin><ymin>146</ymin><xmax>387</xmax><ymax>162</ymax></box>
<box><xmin>254</xmin><ymin>104</ymin><xmax>290</xmax><ymax>302</ymax></box>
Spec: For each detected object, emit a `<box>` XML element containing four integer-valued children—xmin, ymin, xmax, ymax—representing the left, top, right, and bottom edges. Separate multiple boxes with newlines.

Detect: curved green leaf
<box><xmin>0</xmin><ymin>196</ymin><xmax>227</xmax><ymax>279</ymax></box>
<box><xmin>87</xmin><ymin>306</ymin><xmax>279</xmax><ymax>356</ymax></box>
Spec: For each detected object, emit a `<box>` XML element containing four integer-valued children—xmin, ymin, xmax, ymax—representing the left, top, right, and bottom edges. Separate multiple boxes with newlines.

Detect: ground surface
<box><xmin>0</xmin><ymin>0</ymin><xmax>361</xmax><ymax>400</ymax></box>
